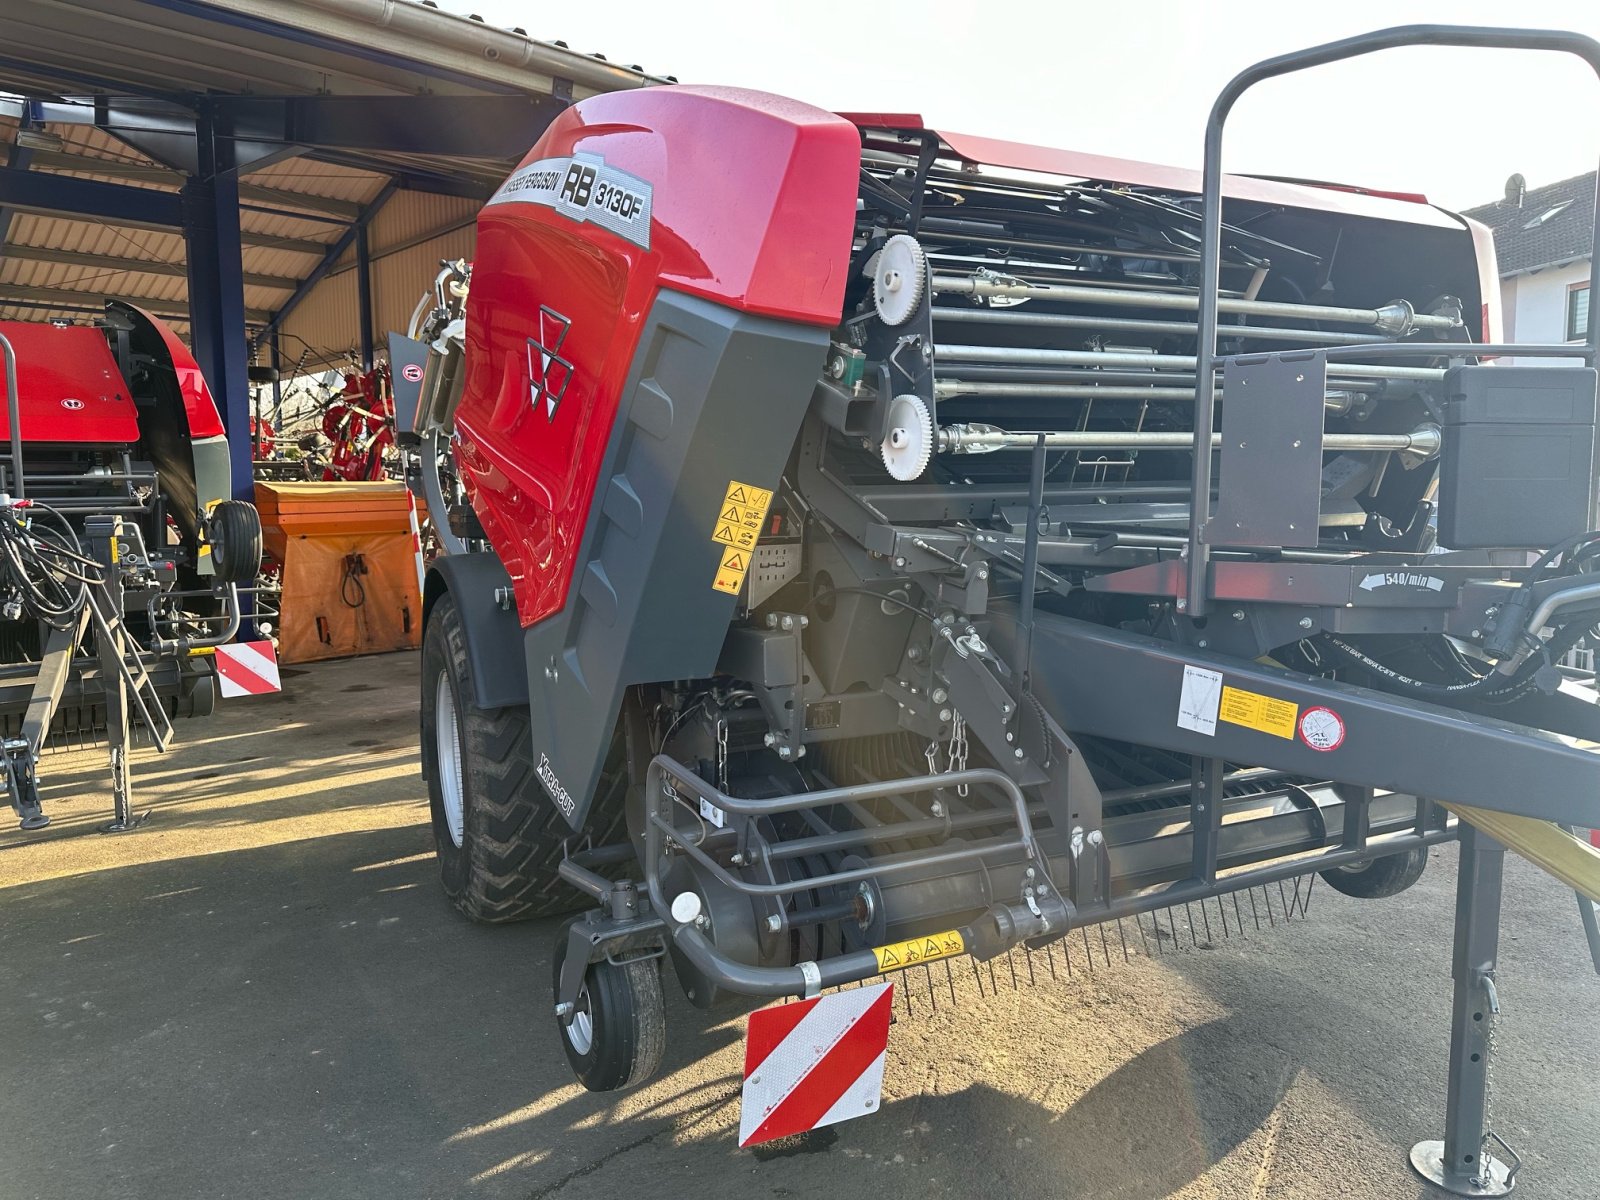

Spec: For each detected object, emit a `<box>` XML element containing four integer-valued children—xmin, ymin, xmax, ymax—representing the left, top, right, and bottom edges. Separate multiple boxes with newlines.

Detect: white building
<box><xmin>1465</xmin><ymin>172</ymin><xmax>1593</xmax><ymax>365</ymax></box>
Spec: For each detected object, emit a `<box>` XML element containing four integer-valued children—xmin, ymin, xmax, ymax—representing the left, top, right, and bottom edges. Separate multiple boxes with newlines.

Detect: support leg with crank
<box><xmin>1410</xmin><ymin>823</ymin><xmax>1520</xmax><ymax>1195</ymax></box>
<box><xmin>88</xmin><ymin>517</ymin><xmax>146</xmax><ymax>835</ymax></box>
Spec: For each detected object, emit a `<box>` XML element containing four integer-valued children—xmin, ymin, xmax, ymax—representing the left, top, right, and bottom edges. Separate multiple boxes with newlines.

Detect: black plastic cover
<box><xmin>1437</xmin><ymin>364</ymin><xmax>1598</xmax><ymax>549</ymax></box>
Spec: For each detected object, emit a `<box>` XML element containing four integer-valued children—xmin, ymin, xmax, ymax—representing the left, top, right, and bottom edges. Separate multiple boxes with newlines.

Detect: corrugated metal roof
<box><xmin>0</xmin><ymin>0</ymin><xmax>667</xmax><ymax>354</ymax></box>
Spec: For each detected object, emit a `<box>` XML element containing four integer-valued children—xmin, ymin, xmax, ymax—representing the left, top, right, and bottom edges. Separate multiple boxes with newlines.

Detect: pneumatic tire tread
<box><xmin>552</xmin><ymin>921</ymin><xmax>667</xmax><ymax>1092</ymax></box>
<box><xmin>1319</xmin><ymin>845</ymin><xmax>1429</xmax><ymax>899</ymax></box>
<box><xmin>207</xmin><ymin>499</ymin><xmax>263</xmax><ymax>585</ymax></box>
<box><xmin>420</xmin><ymin>593</ymin><xmax>627</xmax><ymax>924</ymax></box>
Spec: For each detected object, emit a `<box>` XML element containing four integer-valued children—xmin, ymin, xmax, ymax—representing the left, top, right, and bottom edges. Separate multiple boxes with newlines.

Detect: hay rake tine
<box><xmin>944</xmin><ymin>957</ymin><xmax>957</xmax><ymax>1005</ymax></box>
<box><xmin>1116</xmin><ymin>918</ymin><xmax>1131</xmax><ymax>963</ymax></box>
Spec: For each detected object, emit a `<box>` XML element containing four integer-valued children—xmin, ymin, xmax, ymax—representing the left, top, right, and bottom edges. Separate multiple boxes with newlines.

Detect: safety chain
<box><xmin>948</xmin><ymin>710</ymin><xmax>969</xmax><ymax>796</ymax></box>
<box><xmin>924</xmin><ymin>709</ymin><xmax>970</xmax><ymax>797</ymax></box>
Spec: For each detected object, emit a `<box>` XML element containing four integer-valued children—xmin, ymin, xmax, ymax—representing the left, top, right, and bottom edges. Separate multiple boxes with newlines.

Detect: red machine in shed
<box><xmin>0</xmin><ymin>301</ymin><xmax>264</xmax><ymax>831</ymax></box>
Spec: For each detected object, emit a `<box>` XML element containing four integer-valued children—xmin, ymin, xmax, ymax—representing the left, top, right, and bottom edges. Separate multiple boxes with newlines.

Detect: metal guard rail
<box><xmin>1187</xmin><ymin>25</ymin><xmax>1600</xmax><ymax>617</ymax></box>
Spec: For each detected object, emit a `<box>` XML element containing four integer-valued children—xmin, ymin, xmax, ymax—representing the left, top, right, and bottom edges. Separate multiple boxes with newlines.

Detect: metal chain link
<box><xmin>948</xmin><ymin>710</ymin><xmax>969</xmax><ymax>797</ymax></box>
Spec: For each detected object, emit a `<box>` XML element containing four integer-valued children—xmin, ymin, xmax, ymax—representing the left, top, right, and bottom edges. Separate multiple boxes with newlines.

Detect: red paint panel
<box><xmin>839</xmin><ymin>114</ymin><xmax>1463</xmax><ymax>231</ymax></box>
<box><xmin>126</xmin><ymin>305</ymin><xmax>227</xmax><ymax>439</ymax></box>
<box><xmin>743</xmin><ymin>997</ymin><xmax>819</xmax><ymax>1078</ymax></box>
<box><xmin>455</xmin><ymin>86</ymin><xmax>860</xmax><ymax>626</ymax></box>
<box><xmin>0</xmin><ymin>321</ymin><xmax>139</xmax><ymax>443</ymax></box>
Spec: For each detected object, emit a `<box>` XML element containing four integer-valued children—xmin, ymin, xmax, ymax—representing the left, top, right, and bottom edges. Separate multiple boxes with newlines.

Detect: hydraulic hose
<box><xmin>1319</xmin><ymin>623</ymin><xmax>1589</xmax><ymax>703</ymax></box>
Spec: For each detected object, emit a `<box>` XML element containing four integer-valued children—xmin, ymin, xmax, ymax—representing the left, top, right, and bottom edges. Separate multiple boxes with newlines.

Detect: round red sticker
<box><xmin>401</xmin><ymin>363</ymin><xmax>424</xmax><ymax>383</ymax></box>
<box><xmin>1298</xmin><ymin>706</ymin><xmax>1345</xmax><ymax>752</ymax></box>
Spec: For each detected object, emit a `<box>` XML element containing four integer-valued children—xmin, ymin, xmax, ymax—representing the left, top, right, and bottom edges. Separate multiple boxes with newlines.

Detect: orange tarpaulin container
<box><xmin>256</xmin><ymin>481</ymin><xmax>422</xmax><ymax>664</ymax></box>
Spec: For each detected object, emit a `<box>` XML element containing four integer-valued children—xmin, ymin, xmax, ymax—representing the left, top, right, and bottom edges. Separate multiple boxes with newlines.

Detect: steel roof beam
<box><xmin>0</xmin><ymin>284</ymin><xmax>270</xmax><ymax>324</ymax></box>
<box><xmin>300</xmin><ymin>150</ymin><xmax>497</xmax><ymax>200</ymax></box>
<box><xmin>0</xmin><ymin>244</ymin><xmax>298</xmax><ymax>291</ymax></box>
<box><xmin>260</xmin><ymin>178</ymin><xmax>399</xmax><ymax>339</ymax></box>
<box><xmin>216</xmin><ymin>93</ymin><xmax>568</xmax><ymax>160</ymax></box>
<box><xmin>15</xmin><ymin>148</ymin><xmax>364</xmax><ymax>221</ymax></box>
<box><xmin>0</xmin><ymin>161</ymin><xmax>184</xmax><ymax>227</ymax></box>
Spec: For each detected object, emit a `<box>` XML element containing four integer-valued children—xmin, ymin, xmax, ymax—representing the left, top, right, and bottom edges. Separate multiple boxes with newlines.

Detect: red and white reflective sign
<box><xmin>739</xmin><ymin>981</ymin><xmax>894</xmax><ymax>1148</ymax></box>
<box><xmin>214</xmin><ymin>640</ymin><xmax>282</xmax><ymax>698</ymax></box>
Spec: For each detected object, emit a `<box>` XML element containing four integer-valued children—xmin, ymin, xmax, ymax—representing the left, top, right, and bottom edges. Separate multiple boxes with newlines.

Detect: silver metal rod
<box><xmin>938</xmin><ymin>423</ymin><xmax>1440</xmax><ymax>456</ymax></box>
<box><xmin>936</xmin><ymin>343</ymin><xmax>1443</xmax><ymax>381</ymax></box>
<box><xmin>935</xmin><ymin>380</ymin><xmax>1361</xmax><ymax>412</ymax></box>
<box><xmin>933</xmin><ymin>275</ymin><xmax>1458</xmax><ymax>333</ymax></box>
<box><xmin>0</xmin><ymin>332</ymin><xmax>22</xmax><ymax>499</ymax></box>
<box><xmin>930</xmin><ymin>305</ymin><xmax>1388</xmax><ymax>346</ymax></box>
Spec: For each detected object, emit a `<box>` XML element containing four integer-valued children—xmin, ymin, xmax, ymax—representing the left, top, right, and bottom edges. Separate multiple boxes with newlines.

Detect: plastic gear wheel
<box><xmin>872</xmin><ymin>234</ymin><xmax>928</xmax><ymax>326</ymax></box>
<box><xmin>881</xmin><ymin>394</ymin><xmax>935</xmax><ymax>481</ymax></box>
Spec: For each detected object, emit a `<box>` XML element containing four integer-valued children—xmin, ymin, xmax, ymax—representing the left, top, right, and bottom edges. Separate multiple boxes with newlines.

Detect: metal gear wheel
<box><xmin>872</xmin><ymin>234</ymin><xmax>928</xmax><ymax>326</ymax></box>
<box><xmin>881</xmin><ymin>393</ymin><xmax>935</xmax><ymax>481</ymax></box>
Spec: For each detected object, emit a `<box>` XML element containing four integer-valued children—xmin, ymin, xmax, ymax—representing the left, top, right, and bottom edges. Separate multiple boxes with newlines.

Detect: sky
<box><xmin>441</xmin><ymin>0</ymin><xmax>1600</xmax><ymax>211</ymax></box>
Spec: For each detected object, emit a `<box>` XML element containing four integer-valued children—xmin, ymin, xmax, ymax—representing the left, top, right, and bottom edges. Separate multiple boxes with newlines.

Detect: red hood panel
<box><xmin>841</xmin><ymin>113</ymin><xmax>1463</xmax><ymax>230</ymax></box>
<box><xmin>0</xmin><ymin>321</ymin><xmax>140</xmax><ymax>443</ymax></box>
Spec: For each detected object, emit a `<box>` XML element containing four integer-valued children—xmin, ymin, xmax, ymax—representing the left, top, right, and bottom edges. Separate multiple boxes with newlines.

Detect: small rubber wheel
<box><xmin>1320</xmin><ymin>846</ymin><xmax>1429</xmax><ymax>898</ymax></box>
<box><xmin>552</xmin><ymin>923</ymin><xmax>666</xmax><ymax>1092</ymax></box>
<box><xmin>207</xmin><ymin>500</ymin><xmax>263</xmax><ymax>584</ymax></box>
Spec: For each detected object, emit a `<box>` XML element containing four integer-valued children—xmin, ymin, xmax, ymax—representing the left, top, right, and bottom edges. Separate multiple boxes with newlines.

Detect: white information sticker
<box><xmin>1177</xmin><ymin>664</ymin><xmax>1223</xmax><ymax>736</ymax></box>
<box><xmin>698</xmin><ymin>796</ymin><xmax>727</xmax><ymax>829</ymax></box>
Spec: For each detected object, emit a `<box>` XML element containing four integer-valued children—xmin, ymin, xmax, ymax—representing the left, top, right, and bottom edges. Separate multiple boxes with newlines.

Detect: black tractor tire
<box><xmin>552</xmin><ymin>921</ymin><xmax>666</xmax><ymax>1092</ymax></box>
<box><xmin>1320</xmin><ymin>846</ymin><xmax>1429</xmax><ymax>899</ymax></box>
<box><xmin>207</xmin><ymin>499</ymin><xmax>263</xmax><ymax>585</ymax></box>
<box><xmin>419</xmin><ymin>591</ymin><xmax>627</xmax><ymax>923</ymax></box>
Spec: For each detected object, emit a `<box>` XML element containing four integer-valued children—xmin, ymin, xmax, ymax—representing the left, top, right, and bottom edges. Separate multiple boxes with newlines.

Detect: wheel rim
<box><xmin>564</xmin><ymin>981</ymin><xmax>594</xmax><ymax>1055</ymax></box>
<box><xmin>434</xmin><ymin>672</ymin><xmax>465</xmax><ymax>848</ymax></box>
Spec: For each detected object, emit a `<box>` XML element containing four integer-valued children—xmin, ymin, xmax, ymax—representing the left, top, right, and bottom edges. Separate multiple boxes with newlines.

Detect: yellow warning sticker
<box><xmin>1218</xmin><ymin>685</ymin><xmax>1298</xmax><ymax>739</ymax></box>
<box><xmin>711</xmin><ymin>479</ymin><xmax>774</xmax><ymax>557</ymax></box>
<box><xmin>720</xmin><ymin>502</ymin><xmax>766</xmax><ymax>530</ymax></box>
<box><xmin>712</xmin><ymin>546</ymin><xmax>749</xmax><ymax>595</ymax></box>
<box><xmin>872</xmin><ymin>929</ymin><xmax>965</xmax><ymax>973</ymax></box>
<box><xmin>711</xmin><ymin>521</ymin><xmax>759</xmax><ymax>552</ymax></box>
<box><xmin>724</xmin><ymin>481</ymin><xmax>773</xmax><ymax>512</ymax></box>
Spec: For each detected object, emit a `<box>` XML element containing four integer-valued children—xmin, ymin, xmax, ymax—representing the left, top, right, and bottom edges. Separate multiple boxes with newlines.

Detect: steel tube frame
<box><xmin>937</xmin><ymin>344</ymin><xmax>1442</xmax><ymax>382</ymax></box>
<box><xmin>0</xmin><ymin>331</ymin><xmax>22</xmax><ymax>498</ymax></box>
<box><xmin>645</xmin><ymin>757</ymin><xmax>1043</xmax><ymax>901</ymax></box>
<box><xmin>1187</xmin><ymin>25</ymin><xmax>1600</xmax><ymax>619</ymax></box>
<box><xmin>930</xmin><ymin>306</ymin><xmax>1388</xmax><ymax>346</ymax></box>
<box><xmin>933</xmin><ymin>275</ymin><xmax>1459</xmax><ymax>332</ymax></box>
<box><xmin>939</xmin><ymin>426</ymin><xmax>1438</xmax><ymax>455</ymax></box>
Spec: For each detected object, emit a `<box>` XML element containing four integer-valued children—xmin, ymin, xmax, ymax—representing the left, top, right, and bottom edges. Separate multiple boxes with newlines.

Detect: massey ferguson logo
<box><xmin>535</xmin><ymin>752</ymin><xmax>575</xmax><ymax>818</ymax></box>
<box><xmin>526</xmin><ymin>305</ymin><xmax>573</xmax><ymax>422</ymax></box>
<box><xmin>1359</xmin><ymin>571</ymin><xmax>1445</xmax><ymax>592</ymax></box>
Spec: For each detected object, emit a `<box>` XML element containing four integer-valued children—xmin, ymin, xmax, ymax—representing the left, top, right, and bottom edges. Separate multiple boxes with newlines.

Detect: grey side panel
<box><xmin>523</xmin><ymin>290</ymin><xmax>828</xmax><ymax>829</ymax></box>
<box><xmin>1018</xmin><ymin>609</ymin><xmax>1600</xmax><ymax>826</ymax></box>
<box><xmin>425</xmin><ymin>554</ymin><xmax>528</xmax><ymax>709</ymax></box>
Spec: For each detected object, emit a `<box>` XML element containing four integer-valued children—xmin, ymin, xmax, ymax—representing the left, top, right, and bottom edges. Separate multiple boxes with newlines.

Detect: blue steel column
<box><xmin>355</xmin><ymin>222</ymin><xmax>375</xmax><ymax>372</ymax></box>
<box><xmin>183</xmin><ymin>100</ymin><xmax>253</xmax><ymax>502</ymax></box>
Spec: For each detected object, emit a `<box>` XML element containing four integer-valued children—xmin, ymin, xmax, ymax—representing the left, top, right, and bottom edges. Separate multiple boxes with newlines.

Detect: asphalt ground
<box><xmin>2</xmin><ymin>650</ymin><xmax>1598</xmax><ymax>1199</ymax></box>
